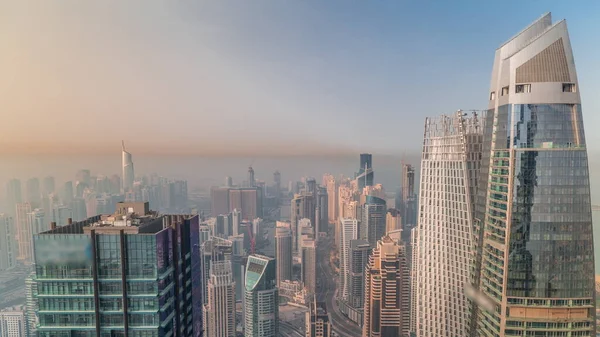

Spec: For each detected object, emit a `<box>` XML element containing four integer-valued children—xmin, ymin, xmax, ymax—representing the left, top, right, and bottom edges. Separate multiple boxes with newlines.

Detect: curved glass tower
<box><xmin>244</xmin><ymin>255</ymin><xmax>278</xmax><ymax>337</ymax></box>
<box><xmin>471</xmin><ymin>13</ymin><xmax>595</xmax><ymax>336</ymax></box>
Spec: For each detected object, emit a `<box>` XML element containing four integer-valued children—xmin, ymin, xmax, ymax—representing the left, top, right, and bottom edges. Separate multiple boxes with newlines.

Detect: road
<box><xmin>317</xmin><ymin>236</ymin><xmax>362</xmax><ymax>337</ymax></box>
<box><xmin>280</xmin><ymin>320</ymin><xmax>304</xmax><ymax>337</ymax></box>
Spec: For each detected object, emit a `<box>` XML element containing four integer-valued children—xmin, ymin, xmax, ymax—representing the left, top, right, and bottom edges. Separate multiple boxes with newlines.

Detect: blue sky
<box><xmin>1</xmin><ymin>0</ymin><xmax>599</xmax><ymax>156</ymax></box>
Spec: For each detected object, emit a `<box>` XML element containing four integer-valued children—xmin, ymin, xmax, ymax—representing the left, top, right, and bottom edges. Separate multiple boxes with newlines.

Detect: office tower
<box><xmin>338</xmin><ymin>218</ymin><xmax>358</xmax><ymax>300</ymax></box>
<box><xmin>32</xmin><ymin>203</ymin><xmax>202</xmax><ymax>337</ymax></box>
<box><xmin>247</xmin><ymin>166</ymin><xmax>255</xmax><ymax>187</ymax></box>
<box><xmin>200</xmin><ymin>238</ymin><xmax>233</xmax><ymax>306</ymax></box>
<box><xmin>121</xmin><ymin>141</ymin><xmax>134</xmax><ymax>192</ymax></box>
<box><xmin>231</xmin><ymin>208</ymin><xmax>241</xmax><ymax>236</ymax></box>
<box><xmin>69</xmin><ymin>198</ymin><xmax>87</xmax><ymax>221</ymax></box>
<box><xmin>409</xmin><ymin>227</ymin><xmax>418</xmax><ymax>334</ymax></box>
<box><xmin>414</xmin><ymin>111</ymin><xmax>482</xmax><ymax>337</ymax></box>
<box><xmin>323</xmin><ymin>174</ymin><xmax>338</xmax><ymax>224</ymax></box>
<box><xmin>252</xmin><ymin>218</ymin><xmax>262</xmax><ymax>237</ymax></box>
<box><xmin>42</xmin><ymin>176</ymin><xmax>55</xmax><ymax>196</ymax></box>
<box><xmin>225</xmin><ymin>176</ymin><xmax>233</xmax><ymax>187</ymax></box>
<box><xmin>362</xmin><ymin>195</ymin><xmax>386</xmax><ymax>247</ymax></box>
<box><xmin>297</xmin><ymin>218</ymin><xmax>312</xmax><ymax>254</ymax></box>
<box><xmin>301</xmin><ymin>237</ymin><xmax>317</xmax><ymax>296</ymax></box>
<box><xmin>342</xmin><ymin>239</ymin><xmax>370</xmax><ymax>325</ymax></box>
<box><xmin>363</xmin><ymin>236</ymin><xmax>410</xmax><ymax>337</ymax></box>
<box><xmin>15</xmin><ymin>202</ymin><xmax>32</xmax><ymax>264</ymax></box>
<box><xmin>306</xmin><ymin>299</ymin><xmax>332</xmax><ymax>337</ymax></box>
<box><xmin>275</xmin><ymin>226</ymin><xmax>292</xmax><ymax>287</ymax></box>
<box><xmin>273</xmin><ymin>170</ymin><xmax>281</xmax><ymax>195</ymax></box>
<box><xmin>27</xmin><ymin>209</ymin><xmax>47</xmax><ymax>259</ymax></box>
<box><xmin>354</xmin><ymin>153</ymin><xmax>374</xmax><ymax>190</ymax></box>
<box><xmin>400</xmin><ymin>164</ymin><xmax>416</xmax><ymax>228</ymax></box>
<box><xmin>385</xmin><ymin>208</ymin><xmax>401</xmax><ymax>234</ymax></box>
<box><xmin>26</xmin><ymin>178</ymin><xmax>41</xmax><ymax>208</ymax></box>
<box><xmin>25</xmin><ymin>272</ymin><xmax>38</xmax><ymax>337</ymax></box>
<box><xmin>229</xmin><ymin>234</ymin><xmax>246</xmax><ymax>301</ymax></box>
<box><xmin>6</xmin><ymin>179</ymin><xmax>22</xmax><ymax>216</ymax></box>
<box><xmin>0</xmin><ymin>306</ymin><xmax>26</xmax><ymax>337</ymax></box>
<box><xmin>0</xmin><ymin>214</ymin><xmax>16</xmax><ymax>271</ymax></box>
<box><xmin>76</xmin><ymin>169</ymin><xmax>91</xmax><ymax>187</ymax></box>
<box><xmin>211</xmin><ymin>187</ymin><xmax>230</xmax><ymax>217</ymax></box>
<box><xmin>306</xmin><ymin>177</ymin><xmax>317</xmax><ymax>195</ymax></box>
<box><xmin>291</xmin><ymin>193</ymin><xmax>316</xmax><ymax>253</ymax></box>
<box><xmin>61</xmin><ymin>181</ymin><xmax>74</xmax><ymax>204</ymax></box>
<box><xmin>204</xmin><ymin>260</ymin><xmax>236</xmax><ymax>337</ymax></box>
<box><xmin>316</xmin><ymin>186</ymin><xmax>328</xmax><ymax>235</ymax></box>
<box><xmin>470</xmin><ymin>13</ymin><xmax>596</xmax><ymax>336</ymax></box>
<box><xmin>244</xmin><ymin>255</ymin><xmax>278</xmax><ymax>337</ymax></box>
<box><xmin>229</xmin><ymin>188</ymin><xmax>261</xmax><ymax>221</ymax></box>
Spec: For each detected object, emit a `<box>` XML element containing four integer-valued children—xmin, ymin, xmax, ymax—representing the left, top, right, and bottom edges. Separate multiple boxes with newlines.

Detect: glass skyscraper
<box><xmin>244</xmin><ymin>254</ymin><xmax>278</xmax><ymax>337</ymax></box>
<box><xmin>470</xmin><ymin>13</ymin><xmax>595</xmax><ymax>336</ymax></box>
<box><xmin>32</xmin><ymin>202</ymin><xmax>202</xmax><ymax>337</ymax></box>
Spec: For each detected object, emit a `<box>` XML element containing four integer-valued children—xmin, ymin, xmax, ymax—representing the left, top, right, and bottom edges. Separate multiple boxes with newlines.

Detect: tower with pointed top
<box><xmin>122</xmin><ymin>141</ymin><xmax>134</xmax><ymax>193</ymax></box>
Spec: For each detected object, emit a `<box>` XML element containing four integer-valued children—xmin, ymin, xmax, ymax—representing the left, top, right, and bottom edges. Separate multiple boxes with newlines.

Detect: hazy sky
<box><xmin>1</xmin><ymin>0</ymin><xmax>599</xmax><ymax>156</ymax></box>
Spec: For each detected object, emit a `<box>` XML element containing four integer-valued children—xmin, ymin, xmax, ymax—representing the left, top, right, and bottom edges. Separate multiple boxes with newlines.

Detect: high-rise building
<box><xmin>343</xmin><ymin>239</ymin><xmax>370</xmax><ymax>325</ymax></box>
<box><xmin>15</xmin><ymin>202</ymin><xmax>32</xmax><ymax>264</ymax></box>
<box><xmin>204</xmin><ymin>260</ymin><xmax>236</xmax><ymax>337</ymax></box>
<box><xmin>0</xmin><ymin>306</ymin><xmax>26</xmax><ymax>337</ymax></box>
<box><xmin>363</xmin><ymin>236</ymin><xmax>410</xmax><ymax>337</ymax></box>
<box><xmin>301</xmin><ymin>237</ymin><xmax>317</xmax><ymax>296</ymax></box>
<box><xmin>225</xmin><ymin>176</ymin><xmax>233</xmax><ymax>187</ymax></box>
<box><xmin>76</xmin><ymin>169</ymin><xmax>91</xmax><ymax>187</ymax></box>
<box><xmin>42</xmin><ymin>176</ymin><xmax>55</xmax><ymax>196</ymax></box>
<box><xmin>401</xmin><ymin>164</ymin><xmax>416</xmax><ymax>227</ymax></box>
<box><xmin>273</xmin><ymin>170</ymin><xmax>281</xmax><ymax>196</ymax></box>
<box><xmin>247</xmin><ymin>166</ymin><xmax>255</xmax><ymax>187</ymax></box>
<box><xmin>200</xmin><ymin>238</ymin><xmax>233</xmax><ymax>306</ymax></box>
<box><xmin>0</xmin><ymin>214</ymin><xmax>16</xmax><ymax>271</ymax></box>
<box><xmin>385</xmin><ymin>208</ymin><xmax>401</xmax><ymax>234</ymax></box>
<box><xmin>32</xmin><ymin>203</ymin><xmax>203</xmax><ymax>337</ymax></box>
<box><xmin>6</xmin><ymin>179</ymin><xmax>22</xmax><ymax>216</ymax></box>
<box><xmin>244</xmin><ymin>255</ymin><xmax>278</xmax><ymax>337</ymax></box>
<box><xmin>306</xmin><ymin>299</ymin><xmax>332</xmax><ymax>337</ymax></box>
<box><xmin>356</xmin><ymin>153</ymin><xmax>374</xmax><ymax>189</ymax></box>
<box><xmin>50</xmin><ymin>204</ymin><xmax>72</xmax><ymax>226</ymax></box>
<box><xmin>338</xmin><ymin>218</ymin><xmax>358</xmax><ymax>301</ymax></box>
<box><xmin>211</xmin><ymin>187</ymin><xmax>230</xmax><ymax>217</ymax></box>
<box><xmin>121</xmin><ymin>141</ymin><xmax>134</xmax><ymax>192</ymax></box>
<box><xmin>61</xmin><ymin>181</ymin><xmax>74</xmax><ymax>204</ymax></box>
<box><xmin>26</xmin><ymin>178</ymin><xmax>41</xmax><ymax>208</ymax></box>
<box><xmin>362</xmin><ymin>195</ymin><xmax>386</xmax><ymax>248</ymax></box>
<box><xmin>25</xmin><ymin>272</ymin><xmax>38</xmax><ymax>337</ymax></box>
<box><xmin>414</xmin><ymin>111</ymin><xmax>482</xmax><ymax>337</ymax></box>
<box><xmin>470</xmin><ymin>13</ymin><xmax>596</xmax><ymax>336</ymax></box>
<box><xmin>316</xmin><ymin>186</ymin><xmax>328</xmax><ymax>235</ymax></box>
<box><xmin>409</xmin><ymin>227</ymin><xmax>418</xmax><ymax>335</ymax></box>
<box><xmin>275</xmin><ymin>225</ymin><xmax>292</xmax><ymax>287</ymax></box>
<box><xmin>291</xmin><ymin>194</ymin><xmax>316</xmax><ymax>253</ymax></box>
<box><xmin>323</xmin><ymin>174</ymin><xmax>338</xmax><ymax>224</ymax></box>
<box><xmin>229</xmin><ymin>188</ymin><xmax>261</xmax><ymax>221</ymax></box>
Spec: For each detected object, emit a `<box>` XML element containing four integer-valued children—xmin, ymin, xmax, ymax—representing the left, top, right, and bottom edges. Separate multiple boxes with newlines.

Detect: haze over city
<box><xmin>0</xmin><ymin>1</ymin><xmax>599</xmax><ymax>337</ymax></box>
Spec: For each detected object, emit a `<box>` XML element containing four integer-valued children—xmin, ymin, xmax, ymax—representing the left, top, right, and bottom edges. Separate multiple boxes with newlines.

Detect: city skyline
<box><xmin>1</xmin><ymin>2</ymin><xmax>600</xmax><ymax>157</ymax></box>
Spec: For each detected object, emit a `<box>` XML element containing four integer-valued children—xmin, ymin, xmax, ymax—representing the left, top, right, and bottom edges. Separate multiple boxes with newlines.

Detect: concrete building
<box><xmin>470</xmin><ymin>13</ymin><xmax>596</xmax><ymax>336</ymax></box>
<box><xmin>121</xmin><ymin>141</ymin><xmax>134</xmax><ymax>192</ymax></box>
<box><xmin>211</xmin><ymin>187</ymin><xmax>230</xmax><ymax>217</ymax></box>
<box><xmin>385</xmin><ymin>208</ymin><xmax>402</xmax><ymax>234</ymax></box>
<box><xmin>244</xmin><ymin>255</ymin><xmax>278</xmax><ymax>337</ymax></box>
<box><xmin>363</xmin><ymin>236</ymin><xmax>410</xmax><ymax>337</ymax></box>
<box><xmin>355</xmin><ymin>153</ymin><xmax>374</xmax><ymax>190</ymax></box>
<box><xmin>306</xmin><ymin>299</ymin><xmax>331</xmax><ymax>337</ymax></box>
<box><xmin>362</xmin><ymin>195</ymin><xmax>386</xmax><ymax>248</ymax></box>
<box><xmin>32</xmin><ymin>202</ymin><xmax>203</xmax><ymax>337</ymax></box>
<box><xmin>0</xmin><ymin>214</ymin><xmax>16</xmax><ymax>271</ymax></box>
<box><xmin>414</xmin><ymin>111</ymin><xmax>483</xmax><ymax>337</ymax></box>
<box><xmin>301</xmin><ymin>237</ymin><xmax>317</xmax><ymax>296</ymax></box>
<box><xmin>338</xmin><ymin>218</ymin><xmax>358</xmax><ymax>301</ymax></box>
<box><xmin>291</xmin><ymin>193</ymin><xmax>316</xmax><ymax>253</ymax></box>
<box><xmin>15</xmin><ymin>202</ymin><xmax>32</xmax><ymax>264</ymax></box>
<box><xmin>275</xmin><ymin>225</ymin><xmax>293</xmax><ymax>287</ymax></box>
<box><xmin>204</xmin><ymin>260</ymin><xmax>236</xmax><ymax>337</ymax></box>
<box><xmin>344</xmin><ymin>239</ymin><xmax>370</xmax><ymax>325</ymax></box>
<box><xmin>0</xmin><ymin>306</ymin><xmax>26</xmax><ymax>337</ymax></box>
<box><xmin>322</xmin><ymin>174</ymin><xmax>338</xmax><ymax>224</ymax></box>
<box><xmin>25</xmin><ymin>272</ymin><xmax>37</xmax><ymax>337</ymax></box>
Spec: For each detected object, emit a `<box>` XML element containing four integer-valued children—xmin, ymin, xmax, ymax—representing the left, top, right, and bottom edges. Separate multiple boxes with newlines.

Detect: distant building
<box><xmin>385</xmin><ymin>208</ymin><xmax>401</xmax><ymax>234</ymax></box>
<box><xmin>362</xmin><ymin>195</ymin><xmax>386</xmax><ymax>248</ymax></box>
<box><xmin>301</xmin><ymin>237</ymin><xmax>317</xmax><ymax>296</ymax></box>
<box><xmin>275</xmin><ymin>225</ymin><xmax>293</xmax><ymax>287</ymax></box>
<box><xmin>15</xmin><ymin>202</ymin><xmax>32</xmax><ymax>264</ymax></box>
<box><xmin>291</xmin><ymin>194</ymin><xmax>316</xmax><ymax>253</ymax></box>
<box><xmin>322</xmin><ymin>174</ymin><xmax>338</xmax><ymax>224</ymax></box>
<box><xmin>229</xmin><ymin>188</ymin><xmax>261</xmax><ymax>221</ymax></box>
<box><xmin>363</xmin><ymin>236</ymin><xmax>410</xmax><ymax>337</ymax></box>
<box><xmin>306</xmin><ymin>299</ymin><xmax>331</xmax><ymax>337</ymax></box>
<box><xmin>0</xmin><ymin>214</ymin><xmax>16</xmax><ymax>271</ymax></box>
<box><xmin>0</xmin><ymin>306</ymin><xmax>26</xmax><ymax>337</ymax></box>
<box><xmin>121</xmin><ymin>141</ymin><xmax>134</xmax><ymax>192</ymax></box>
<box><xmin>355</xmin><ymin>153</ymin><xmax>374</xmax><ymax>190</ymax></box>
<box><xmin>26</xmin><ymin>178</ymin><xmax>41</xmax><ymax>208</ymax></box>
<box><xmin>244</xmin><ymin>255</ymin><xmax>278</xmax><ymax>337</ymax></box>
<box><xmin>338</xmin><ymin>218</ymin><xmax>358</xmax><ymax>301</ymax></box>
<box><xmin>6</xmin><ymin>179</ymin><xmax>22</xmax><ymax>216</ymax></box>
<box><xmin>400</xmin><ymin>164</ymin><xmax>416</xmax><ymax>227</ymax></box>
<box><xmin>32</xmin><ymin>202</ymin><xmax>203</xmax><ymax>337</ymax></box>
<box><xmin>211</xmin><ymin>187</ymin><xmax>230</xmax><ymax>217</ymax></box>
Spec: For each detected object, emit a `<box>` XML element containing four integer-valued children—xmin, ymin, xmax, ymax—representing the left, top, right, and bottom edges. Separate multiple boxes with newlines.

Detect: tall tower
<box><xmin>356</xmin><ymin>153</ymin><xmax>374</xmax><ymax>190</ymax></box>
<box><xmin>323</xmin><ymin>174</ymin><xmax>338</xmax><ymax>224</ymax></box>
<box><xmin>363</xmin><ymin>236</ymin><xmax>410</xmax><ymax>337</ymax></box>
<box><xmin>247</xmin><ymin>166</ymin><xmax>255</xmax><ymax>187</ymax></box>
<box><xmin>6</xmin><ymin>179</ymin><xmax>22</xmax><ymax>216</ymax></box>
<box><xmin>414</xmin><ymin>111</ymin><xmax>482</xmax><ymax>337</ymax></box>
<box><xmin>244</xmin><ymin>255</ymin><xmax>278</xmax><ymax>337</ymax></box>
<box><xmin>400</xmin><ymin>164</ymin><xmax>415</xmax><ymax>227</ymax></box>
<box><xmin>121</xmin><ymin>141</ymin><xmax>134</xmax><ymax>192</ymax></box>
<box><xmin>338</xmin><ymin>218</ymin><xmax>358</xmax><ymax>301</ymax></box>
<box><xmin>0</xmin><ymin>214</ymin><xmax>16</xmax><ymax>271</ymax></box>
<box><xmin>204</xmin><ymin>260</ymin><xmax>236</xmax><ymax>337</ymax></box>
<box><xmin>15</xmin><ymin>202</ymin><xmax>32</xmax><ymax>264</ymax></box>
<box><xmin>26</xmin><ymin>178</ymin><xmax>41</xmax><ymax>208</ymax></box>
<box><xmin>301</xmin><ymin>237</ymin><xmax>317</xmax><ymax>296</ymax></box>
<box><xmin>25</xmin><ymin>272</ymin><xmax>38</xmax><ymax>337</ymax></box>
<box><xmin>362</xmin><ymin>195</ymin><xmax>387</xmax><ymax>248</ymax></box>
<box><xmin>471</xmin><ymin>13</ymin><xmax>596</xmax><ymax>336</ymax></box>
<box><xmin>275</xmin><ymin>225</ymin><xmax>292</xmax><ymax>287</ymax></box>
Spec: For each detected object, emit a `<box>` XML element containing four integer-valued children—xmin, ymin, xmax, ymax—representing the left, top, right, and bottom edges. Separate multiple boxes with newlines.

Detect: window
<box><xmin>501</xmin><ymin>86</ymin><xmax>509</xmax><ymax>96</ymax></box>
<box><xmin>490</xmin><ymin>91</ymin><xmax>495</xmax><ymax>100</ymax></box>
<box><xmin>562</xmin><ymin>83</ymin><xmax>576</xmax><ymax>92</ymax></box>
<box><xmin>515</xmin><ymin>84</ymin><xmax>531</xmax><ymax>93</ymax></box>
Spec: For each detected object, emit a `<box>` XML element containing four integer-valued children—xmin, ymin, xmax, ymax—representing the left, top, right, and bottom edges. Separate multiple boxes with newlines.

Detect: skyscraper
<box><xmin>204</xmin><ymin>260</ymin><xmax>236</xmax><ymax>337</ymax></box>
<box><xmin>275</xmin><ymin>225</ymin><xmax>292</xmax><ymax>287</ymax></box>
<box><xmin>244</xmin><ymin>255</ymin><xmax>278</xmax><ymax>337</ymax></box>
<box><xmin>343</xmin><ymin>239</ymin><xmax>370</xmax><ymax>325</ymax></box>
<box><xmin>32</xmin><ymin>203</ymin><xmax>203</xmax><ymax>337</ymax></box>
<box><xmin>470</xmin><ymin>13</ymin><xmax>596</xmax><ymax>336</ymax></box>
<box><xmin>42</xmin><ymin>176</ymin><xmax>55</xmax><ymax>196</ymax></box>
<box><xmin>323</xmin><ymin>174</ymin><xmax>338</xmax><ymax>224</ymax></box>
<box><xmin>15</xmin><ymin>202</ymin><xmax>32</xmax><ymax>264</ymax></box>
<box><xmin>122</xmin><ymin>141</ymin><xmax>134</xmax><ymax>192</ymax></box>
<box><xmin>211</xmin><ymin>187</ymin><xmax>231</xmax><ymax>217</ymax></box>
<box><xmin>362</xmin><ymin>195</ymin><xmax>386</xmax><ymax>248</ymax></box>
<box><xmin>0</xmin><ymin>214</ymin><xmax>16</xmax><ymax>271</ymax></box>
<box><xmin>0</xmin><ymin>306</ymin><xmax>26</xmax><ymax>337</ymax></box>
<box><xmin>301</xmin><ymin>237</ymin><xmax>317</xmax><ymax>296</ymax></box>
<box><xmin>316</xmin><ymin>186</ymin><xmax>328</xmax><ymax>235</ymax></box>
<box><xmin>6</xmin><ymin>179</ymin><xmax>22</xmax><ymax>216</ymax></box>
<box><xmin>363</xmin><ymin>236</ymin><xmax>410</xmax><ymax>337</ymax></box>
<box><xmin>273</xmin><ymin>170</ymin><xmax>281</xmax><ymax>196</ymax></box>
<box><xmin>247</xmin><ymin>166</ymin><xmax>255</xmax><ymax>187</ymax></box>
<box><xmin>25</xmin><ymin>272</ymin><xmax>38</xmax><ymax>337</ymax></box>
<box><xmin>385</xmin><ymin>208</ymin><xmax>401</xmax><ymax>234</ymax></box>
<box><xmin>401</xmin><ymin>164</ymin><xmax>416</xmax><ymax>227</ymax></box>
<box><xmin>306</xmin><ymin>299</ymin><xmax>332</xmax><ymax>337</ymax></box>
<box><xmin>414</xmin><ymin>111</ymin><xmax>482</xmax><ymax>337</ymax></box>
<box><xmin>356</xmin><ymin>153</ymin><xmax>374</xmax><ymax>189</ymax></box>
<box><xmin>291</xmin><ymin>193</ymin><xmax>316</xmax><ymax>253</ymax></box>
<box><xmin>26</xmin><ymin>178</ymin><xmax>41</xmax><ymax>208</ymax></box>
<box><xmin>338</xmin><ymin>218</ymin><xmax>358</xmax><ymax>301</ymax></box>
<box><xmin>229</xmin><ymin>188</ymin><xmax>261</xmax><ymax>221</ymax></box>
